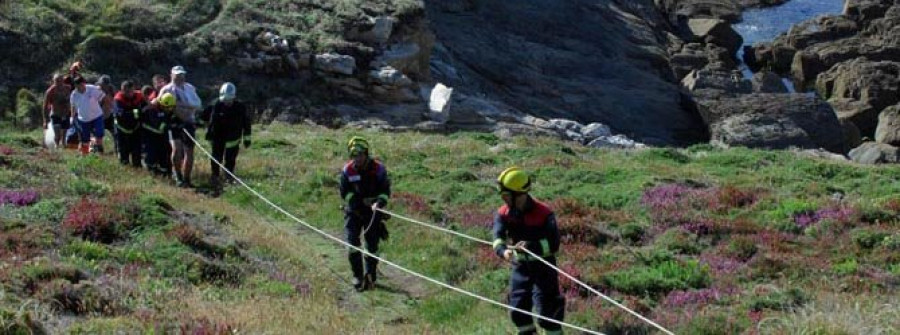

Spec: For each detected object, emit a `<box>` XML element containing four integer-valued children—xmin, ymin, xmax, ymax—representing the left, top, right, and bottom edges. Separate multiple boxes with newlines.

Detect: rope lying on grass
<box><xmin>374</xmin><ymin>208</ymin><xmax>676</xmax><ymax>335</ymax></box>
<box><xmin>182</xmin><ymin>130</ymin><xmax>606</xmax><ymax>335</ymax></box>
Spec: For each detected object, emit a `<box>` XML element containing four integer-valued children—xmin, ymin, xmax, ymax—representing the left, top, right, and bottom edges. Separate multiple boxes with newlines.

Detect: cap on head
<box><xmin>159</xmin><ymin>93</ymin><xmax>176</xmax><ymax>109</ymax></box>
<box><xmin>219</xmin><ymin>82</ymin><xmax>236</xmax><ymax>101</ymax></box>
<box><xmin>347</xmin><ymin>136</ymin><xmax>369</xmax><ymax>156</ymax></box>
<box><xmin>171</xmin><ymin>65</ymin><xmax>187</xmax><ymax>75</ymax></box>
<box><xmin>497</xmin><ymin>167</ymin><xmax>531</xmax><ymax>193</ymax></box>
<box><xmin>97</xmin><ymin>75</ymin><xmax>111</xmax><ymax>86</ymax></box>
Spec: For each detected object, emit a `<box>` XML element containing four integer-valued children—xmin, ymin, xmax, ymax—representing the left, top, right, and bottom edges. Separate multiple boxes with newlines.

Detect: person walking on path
<box><xmin>339</xmin><ymin>137</ymin><xmax>391</xmax><ymax>292</ymax></box>
<box><xmin>492</xmin><ymin>167</ymin><xmax>565</xmax><ymax>335</ymax></box>
<box><xmin>113</xmin><ymin>80</ymin><xmax>146</xmax><ymax>167</ymax></box>
<box><xmin>141</xmin><ymin>93</ymin><xmax>175</xmax><ymax>176</ymax></box>
<box><xmin>159</xmin><ymin>65</ymin><xmax>202</xmax><ymax>187</ymax></box>
<box><xmin>198</xmin><ymin>82</ymin><xmax>252</xmax><ymax>190</ymax></box>
<box><xmin>43</xmin><ymin>74</ymin><xmax>72</xmax><ymax>148</ymax></box>
<box><xmin>69</xmin><ymin>76</ymin><xmax>108</xmax><ymax>155</ymax></box>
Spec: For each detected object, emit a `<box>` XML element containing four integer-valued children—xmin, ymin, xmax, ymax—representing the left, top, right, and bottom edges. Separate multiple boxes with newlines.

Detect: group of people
<box><xmin>340</xmin><ymin>137</ymin><xmax>564</xmax><ymax>335</ymax></box>
<box><xmin>42</xmin><ymin>63</ymin><xmax>252</xmax><ymax>189</ymax></box>
<box><xmin>42</xmin><ymin>63</ymin><xmax>564</xmax><ymax>334</ymax></box>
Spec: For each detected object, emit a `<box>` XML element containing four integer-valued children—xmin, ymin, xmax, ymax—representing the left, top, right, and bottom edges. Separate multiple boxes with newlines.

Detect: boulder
<box><xmin>587</xmin><ymin>135</ymin><xmax>646</xmax><ymax>149</ymax></box>
<box><xmin>370</xmin><ymin>66</ymin><xmax>413</xmax><ymax>87</ymax></box>
<box><xmin>780</xmin><ymin>15</ymin><xmax>859</xmax><ymax>50</ymax></box>
<box><xmin>844</xmin><ymin>0</ymin><xmax>895</xmax><ymax>26</ymax></box>
<box><xmin>656</xmin><ymin>0</ymin><xmax>742</xmax><ymax>23</ymax></box>
<box><xmin>751</xmin><ymin>71</ymin><xmax>788</xmax><ymax>93</ymax></box>
<box><xmin>686</xmin><ymin>18</ymin><xmax>743</xmax><ymax>55</ymax></box>
<box><xmin>582</xmin><ymin>123</ymin><xmax>612</xmax><ymax>139</ymax></box>
<box><xmin>848</xmin><ymin>141</ymin><xmax>900</xmax><ymax>164</ymax></box>
<box><xmin>314</xmin><ymin>53</ymin><xmax>356</xmax><ymax>75</ymax></box>
<box><xmin>697</xmin><ymin>93</ymin><xmax>846</xmax><ymax>153</ymax></box>
<box><xmin>681</xmin><ymin>69</ymin><xmax>751</xmax><ymax>94</ymax></box>
<box><xmin>829</xmin><ymin>98</ymin><xmax>881</xmax><ymax>137</ymax></box>
<box><xmin>815</xmin><ymin>58</ymin><xmax>900</xmax><ymax>111</ymax></box>
<box><xmin>876</xmin><ymin>105</ymin><xmax>900</xmax><ymax>146</ymax></box>
<box><xmin>428</xmin><ymin>83</ymin><xmax>454</xmax><ymax>115</ymax></box>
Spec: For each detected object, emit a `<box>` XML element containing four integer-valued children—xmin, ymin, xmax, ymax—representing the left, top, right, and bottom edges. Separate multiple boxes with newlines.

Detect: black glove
<box><xmin>243</xmin><ymin>139</ymin><xmax>251</xmax><ymax>148</ymax></box>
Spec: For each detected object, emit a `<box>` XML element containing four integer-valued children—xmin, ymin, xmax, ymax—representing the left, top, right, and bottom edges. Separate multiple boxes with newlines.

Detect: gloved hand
<box><xmin>243</xmin><ymin>139</ymin><xmax>251</xmax><ymax>148</ymax></box>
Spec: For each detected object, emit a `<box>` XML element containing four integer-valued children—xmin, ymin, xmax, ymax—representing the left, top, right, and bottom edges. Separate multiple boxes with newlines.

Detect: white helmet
<box><xmin>219</xmin><ymin>82</ymin><xmax>236</xmax><ymax>101</ymax></box>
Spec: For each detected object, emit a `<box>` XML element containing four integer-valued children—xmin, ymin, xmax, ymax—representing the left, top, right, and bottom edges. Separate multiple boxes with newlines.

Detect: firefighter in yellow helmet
<box><xmin>493</xmin><ymin>167</ymin><xmax>564</xmax><ymax>335</ymax></box>
<box><xmin>339</xmin><ymin>136</ymin><xmax>391</xmax><ymax>291</ymax></box>
<box><xmin>140</xmin><ymin>93</ymin><xmax>175</xmax><ymax>177</ymax></box>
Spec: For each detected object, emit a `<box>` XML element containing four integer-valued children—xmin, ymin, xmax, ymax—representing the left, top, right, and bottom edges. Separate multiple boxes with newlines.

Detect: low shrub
<box><xmin>748</xmin><ymin>287</ymin><xmax>808</xmax><ymax>312</ymax></box>
<box><xmin>602</xmin><ymin>258</ymin><xmax>709</xmax><ymax>296</ymax></box>
<box><xmin>654</xmin><ymin>228</ymin><xmax>701</xmax><ymax>255</ymax></box>
<box><xmin>62</xmin><ymin>198</ymin><xmax>121</xmax><ymax>243</ymax></box>
<box><xmin>851</xmin><ymin>228</ymin><xmax>889</xmax><ymax>250</ymax></box>
<box><xmin>723</xmin><ymin>236</ymin><xmax>758</xmax><ymax>261</ymax></box>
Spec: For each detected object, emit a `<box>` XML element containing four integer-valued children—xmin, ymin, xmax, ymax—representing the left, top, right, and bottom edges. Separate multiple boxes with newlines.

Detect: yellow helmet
<box><xmin>497</xmin><ymin>167</ymin><xmax>531</xmax><ymax>193</ymax></box>
<box><xmin>159</xmin><ymin>93</ymin><xmax>176</xmax><ymax>109</ymax></box>
<box><xmin>347</xmin><ymin>136</ymin><xmax>369</xmax><ymax>156</ymax></box>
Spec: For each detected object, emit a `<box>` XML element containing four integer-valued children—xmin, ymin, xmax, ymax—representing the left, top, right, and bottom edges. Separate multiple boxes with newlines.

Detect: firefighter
<box><xmin>198</xmin><ymin>82</ymin><xmax>251</xmax><ymax>189</ymax></box>
<box><xmin>339</xmin><ymin>137</ymin><xmax>390</xmax><ymax>292</ymax></box>
<box><xmin>493</xmin><ymin>167</ymin><xmax>564</xmax><ymax>335</ymax></box>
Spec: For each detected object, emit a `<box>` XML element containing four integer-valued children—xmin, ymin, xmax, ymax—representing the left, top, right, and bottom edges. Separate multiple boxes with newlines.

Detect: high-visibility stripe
<box><xmin>226</xmin><ymin>138</ymin><xmax>241</xmax><ymax>149</ymax></box>
<box><xmin>540</xmin><ymin>239</ymin><xmax>551</xmax><ymax>257</ymax></box>
<box><xmin>142</xmin><ymin>123</ymin><xmax>165</xmax><ymax>134</ymax></box>
<box><xmin>517</xmin><ymin>324</ymin><xmax>536</xmax><ymax>333</ymax></box>
<box><xmin>345</xmin><ymin>192</ymin><xmax>355</xmax><ymax>202</ymax></box>
<box><xmin>492</xmin><ymin>238</ymin><xmax>504</xmax><ymax>250</ymax></box>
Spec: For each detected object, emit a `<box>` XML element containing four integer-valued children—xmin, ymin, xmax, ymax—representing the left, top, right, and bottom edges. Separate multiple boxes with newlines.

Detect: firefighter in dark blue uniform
<box><xmin>339</xmin><ymin>137</ymin><xmax>390</xmax><ymax>292</ymax></box>
<box><xmin>141</xmin><ymin>93</ymin><xmax>174</xmax><ymax>176</ymax></box>
<box><xmin>198</xmin><ymin>82</ymin><xmax>252</xmax><ymax>189</ymax></box>
<box><xmin>493</xmin><ymin>167</ymin><xmax>564</xmax><ymax>335</ymax></box>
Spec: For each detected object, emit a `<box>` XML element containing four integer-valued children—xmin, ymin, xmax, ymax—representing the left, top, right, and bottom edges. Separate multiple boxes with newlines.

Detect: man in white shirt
<box><xmin>70</xmin><ymin>76</ymin><xmax>109</xmax><ymax>155</ymax></box>
<box><xmin>159</xmin><ymin>65</ymin><xmax>202</xmax><ymax>187</ymax></box>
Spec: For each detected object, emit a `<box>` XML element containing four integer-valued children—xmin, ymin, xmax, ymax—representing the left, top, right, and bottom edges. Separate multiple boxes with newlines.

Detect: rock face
<box><xmin>686</xmin><ymin>18</ymin><xmax>743</xmax><ymax>56</ymax></box>
<box><xmin>696</xmin><ymin>93</ymin><xmax>846</xmax><ymax>153</ymax></box>
<box><xmin>849</xmin><ymin>141</ymin><xmax>900</xmax><ymax>164</ymax></box>
<box><xmin>426</xmin><ymin>0</ymin><xmax>708</xmax><ymax>146</ymax></box>
<box><xmin>815</xmin><ymin>58</ymin><xmax>900</xmax><ymax>136</ymax></box>
<box><xmin>876</xmin><ymin>105</ymin><xmax>900</xmax><ymax>146</ymax></box>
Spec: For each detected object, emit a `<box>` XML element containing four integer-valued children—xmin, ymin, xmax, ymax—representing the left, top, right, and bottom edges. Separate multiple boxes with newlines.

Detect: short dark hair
<box><xmin>73</xmin><ymin>76</ymin><xmax>86</xmax><ymax>85</ymax></box>
<box><xmin>121</xmin><ymin>80</ymin><xmax>133</xmax><ymax>90</ymax></box>
<box><xmin>152</xmin><ymin>74</ymin><xmax>167</xmax><ymax>83</ymax></box>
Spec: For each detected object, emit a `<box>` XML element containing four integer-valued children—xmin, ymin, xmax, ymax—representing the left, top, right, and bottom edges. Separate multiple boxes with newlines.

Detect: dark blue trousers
<box><xmin>345</xmin><ymin>210</ymin><xmax>383</xmax><ymax>281</ymax></box>
<box><xmin>509</xmin><ymin>257</ymin><xmax>565</xmax><ymax>334</ymax></box>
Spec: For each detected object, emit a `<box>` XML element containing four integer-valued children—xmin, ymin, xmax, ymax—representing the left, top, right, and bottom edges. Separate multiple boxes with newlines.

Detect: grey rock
<box><xmin>751</xmin><ymin>71</ymin><xmax>788</xmax><ymax>93</ymax></box>
<box><xmin>372</xmin><ymin>16</ymin><xmax>396</xmax><ymax>44</ymax></box>
<box><xmin>686</xmin><ymin>18</ymin><xmax>743</xmax><ymax>56</ymax></box>
<box><xmin>816</xmin><ymin>58</ymin><xmax>900</xmax><ymax>112</ymax></box>
<box><xmin>314</xmin><ymin>53</ymin><xmax>356</xmax><ymax>75</ymax></box>
<box><xmin>876</xmin><ymin>105</ymin><xmax>900</xmax><ymax>146</ymax></box>
<box><xmin>697</xmin><ymin>93</ymin><xmax>846</xmax><ymax>153</ymax></box>
<box><xmin>849</xmin><ymin>141</ymin><xmax>900</xmax><ymax>164</ymax></box>
<box><xmin>582</xmin><ymin>123</ymin><xmax>612</xmax><ymax>138</ymax></box>
<box><xmin>426</xmin><ymin>0</ymin><xmax>708</xmax><ymax>145</ymax></box>
<box><xmin>370</xmin><ymin>66</ymin><xmax>413</xmax><ymax>87</ymax></box>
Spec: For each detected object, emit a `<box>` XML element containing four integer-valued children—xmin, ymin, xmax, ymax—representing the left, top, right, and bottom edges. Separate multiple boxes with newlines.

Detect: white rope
<box><xmin>375</xmin><ymin>207</ymin><xmax>676</xmax><ymax>335</ymax></box>
<box><xmin>183</xmin><ymin>130</ymin><xmax>606</xmax><ymax>335</ymax></box>
<box><xmin>377</xmin><ymin>208</ymin><xmax>493</xmax><ymax>246</ymax></box>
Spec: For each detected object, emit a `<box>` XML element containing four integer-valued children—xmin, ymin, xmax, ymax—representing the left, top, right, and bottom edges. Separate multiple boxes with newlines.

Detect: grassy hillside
<box><xmin>2</xmin><ymin>123</ymin><xmax>900</xmax><ymax>334</ymax></box>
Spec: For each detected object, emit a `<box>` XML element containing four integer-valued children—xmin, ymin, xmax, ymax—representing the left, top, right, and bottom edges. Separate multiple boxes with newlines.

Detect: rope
<box><xmin>183</xmin><ymin>130</ymin><xmax>606</xmax><ymax>335</ymax></box>
<box><xmin>375</xmin><ymin>207</ymin><xmax>676</xmax><ymax>335</ymax></box>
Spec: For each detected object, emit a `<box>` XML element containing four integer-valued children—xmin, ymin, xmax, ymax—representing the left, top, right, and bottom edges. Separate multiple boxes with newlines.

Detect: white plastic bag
<box><xmin>44</xmin><ymin>122</ymin><xmax>57</xmax><ymax>150</ymax></box>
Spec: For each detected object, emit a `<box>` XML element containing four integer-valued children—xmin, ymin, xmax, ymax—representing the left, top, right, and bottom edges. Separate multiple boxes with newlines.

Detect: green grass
<box><xmin>2</xmin><ymin>123</ymin><xmax>900</xmax><ymax>333</ymax></box>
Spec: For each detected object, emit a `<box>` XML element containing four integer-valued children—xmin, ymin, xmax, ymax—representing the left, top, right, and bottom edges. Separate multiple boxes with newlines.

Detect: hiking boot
<box><xmin>352</xmin><ymin>277</ymin><xmax>366</xmax><ymax>292</ymax></box>
<box><xmin>363</xmin><ymin>273</ymin><xmax>376</xmax><ymax>291</ymax></box>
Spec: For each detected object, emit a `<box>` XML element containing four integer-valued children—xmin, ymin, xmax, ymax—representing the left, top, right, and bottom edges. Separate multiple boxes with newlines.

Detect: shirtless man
<box><xmin>43</xmin><ymin>74</ymin><xmax>72</xmax><ymax>147</ymax></box>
